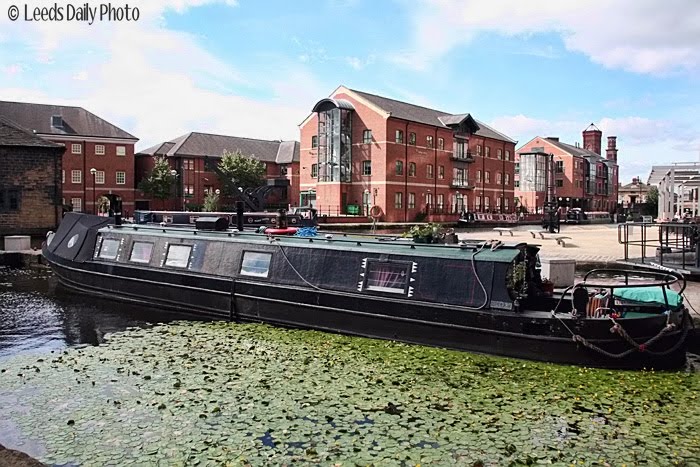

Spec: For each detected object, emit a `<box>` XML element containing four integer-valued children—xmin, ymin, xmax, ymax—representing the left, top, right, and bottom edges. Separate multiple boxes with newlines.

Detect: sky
<box><xmin>1</xmin><ymin>0</ymin><xmax>698</xmax><ymax>183</ymax></box>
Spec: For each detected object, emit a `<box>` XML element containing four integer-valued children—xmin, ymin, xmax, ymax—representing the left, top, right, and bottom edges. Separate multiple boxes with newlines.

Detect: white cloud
<box><xmin>396</xmin><ymin>0</ymin><xmax>700</xmax><ymax>74</ymax></box>
<box><xmin>0</xmin><ymin>0</ymin><xmax>325</xmax><ymax>150</ymax></box>
<box><xmin>3</xmin><ymin>64</ymin><xmax>23</xmax><ymax>76</ymax></box>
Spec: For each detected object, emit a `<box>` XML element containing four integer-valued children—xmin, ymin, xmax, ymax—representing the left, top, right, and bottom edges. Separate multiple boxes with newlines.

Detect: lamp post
<box><xmin>169</xmin><ymin>169</ymin><xmax>178</xmax><ymax>211</ymax></box>
<box><xmin>89</xmin><ymin>167</ymin><xmax>97</xmax><ymax>215</ymax></box>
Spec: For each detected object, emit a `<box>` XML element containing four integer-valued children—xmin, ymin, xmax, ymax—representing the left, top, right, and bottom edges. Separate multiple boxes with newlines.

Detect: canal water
<box><xmin>1</xmin><ymin>268</ymin><xmax>699</xmax><ymax>466</ymax></box>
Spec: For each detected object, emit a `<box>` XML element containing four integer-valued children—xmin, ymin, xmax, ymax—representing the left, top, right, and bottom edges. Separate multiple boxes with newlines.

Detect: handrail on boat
<box><xmin>581</xmin><ymin>268</ymin><xmax>686</xmax><ymax>309</ymax></box>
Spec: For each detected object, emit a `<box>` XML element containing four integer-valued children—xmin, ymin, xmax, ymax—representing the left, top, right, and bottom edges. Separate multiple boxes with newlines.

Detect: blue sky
<box><xmin>1</xmin><ymin>0</ymin><xmax>699</xmax><ymax>182</ymax></box>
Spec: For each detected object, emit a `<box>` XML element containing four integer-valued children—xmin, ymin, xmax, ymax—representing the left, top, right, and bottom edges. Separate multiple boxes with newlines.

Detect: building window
<box><xmin>95</xmin><ymin>170</ymin><xmax>105</xmax><ymax>184</ymax></box>
<box><xmin>408</xmin><ymin>162</ymin><xmax>416</xmax><ymax>177</ymax></box>
<box><xmin>183</xmin><ymin>159</ymin><xmax>195</xmax><ymax>171</ymax></box>
<box><xmin>62</xmin><ymin>170</ymin><xmax>65</xmax><ymax>183</ymax></box>
<box><xmin>437</xmin><ymin>194</ymin><xmax>444</xmax><ymax>208</ymax></box>
<box><xmin>476</xmin><ymin>170</ymin><xmax>481</xmax><ymax>183</ymax></box>
<box><xmin>184</xmin><ymin>185</ymin><xmax>194</xmax><ymax>197</ymax></box>
<box><xmin>427</xmin><ymin>164</ymin><xmax>434</xmax><ymax>179</ymax></box>
<box><xmin>311</xmin><ymin>135</ymin><xmax>318</xmax><ymax>148</ymax></box>
<box><xmin>505</xmin><ymin>174</ymin><xmax>510</xmax><ymax>185</ymax></box>
<box><xmin>556</xmin><ymin>161</ymin><xmax>564</xmax><ymax>173</ymax></box>
<box><xmin>496</xmin><ymin>172</ymin><xmax>502</xmax><ymax>184</ymax></box>
<box><xmin>0</xmin><ymin>189</ymin><xmax>20</xmax><ymax>212</ymax></box>
<box><xmin>95</xmin><ymin>145</ymin><xmax>105</xmax><ymax>155</ymax></box>
<box><xmin>280</xmin><ymin>164</ymin><xmax>288</xmax><ymax>176</ymax></box>
<box><xmin>556</xmin><ymin>179</ymin><xmax>564</xmax><ymax>187</ymax></box>
<box><xmin>455</xmin><ymin>140</ymin><xmax>467</xmax><ymax>159</ymax></box>
<box><xmin>476</xmin><ymin>145</ymin><xmax>482</xmax><ymax>155</ymax></box>
<box><xmin>395</xmin><ymin>130</ymin><xmax>403</xmax><ymax>144</ymax></box>
<box><xmin>409</xmin><ymin>132</ymin><xmax>416</xmax><ymax>146</ymax></box>
<box><xmin>363</xmin><ymin>129</ymin><xmax>372</xmax><ymax>144</ymax></box>
<box><xmin>394</xmin><ymin>192</ymin><xmax>403</xmax><ymax>209</ymax></box>
<box><xmin>438</xmin><ymin>138</ymin><xmax>444</xmax><ymax>150</ymax></box>
<box><xmin>165</xmin><ymin>244</ymin><xmax>192</xmax><ymax>268</ymax></box>
<box><xmin>364</xmin><ymin>261</ymin><xmax>409</xmax><ymax>294</ymax></box>
<box><xmin>71</xmin><ymin>144</ymin><xmax>81</xmax><ymax>154</ymax></box>
<box><xmin>515</xmin><ymin>180</ymin><xmax>520</xmax><ymax>187</ymax></box>
<box><xmin>311</xmin><ymin>164</ymin><xmax>318</xmax><ymax>178</ymax></box>
<box><xmin>240</xmin><ymin>251</ymin><xmax>272</xmax><ymax>278</ymax></box>
<box><xmin>515</xmin><ymin>162</ymin><xmax>520</xmax><ymax>173</ymax></box>
<box><xmin>426</xmin><ymin>192</ymin><xmax>433</xmax><ymax>207</ymax></box>
<box><xmin>505</xmin><ymin>198</ymin><xmax>509</xmax><ymax>211</ymax></box>
<box><xmin>426</xmin><ymin>136</ymin><xmax>434</xmax><ymax>149</ymax></box>
<box><xmin>485</xmin><ymin>147</ymin><xmax>490</xmax><ymax>158</ymax></box>
<box><xmin>116</xmin><ymin>171</ymin><xmax>126</xmax><ymax>185</ymax></box>
<box><xmin>116</xmin><ymin>146</ymin><xmax>126</xmax><ymax>156</ymax></box>
<box><xmin>71</xmin><ymin>170</ymin><xmax>82</xmax><ymax>184</ymax></box>
<box><xmin>505</xmin><ymin>150</ymin><xmax>510</xmax><ymax>161</ymax></box>
<box><xmin>485</xmin><ymin>171</ymin><xmax>490</xmax><ymax>183</ymax></box>
<box><xmin>395</xmin><ymin>160</ymin><xmax>403</xmax><ymax>176</ymax></box>
<box><xmin>129</xmin><ymin>241</ymin><xmax>153</xmax><ymax>264</ymax></box>
<box><xmin>475</xmin><ymin>196</ymin><xmax>481</xmax><ymax>211</ymax></box>
<box><xmin>485</xmin><ymin>196</ymin><xmax>490</xmax><ymax>210</ymax></box>
<box><xmin>71</xmin><ymin>197</ymin><xmax>82</xmax><ymax>212</ymax></box>
<box><xmin>362</xmin><ymin>160</ymin><xmax>372</xmax><ymax>176</ymax></box>
<box><xmin>438</xmin><ymin>166</ymin><xmax>445</xmax><ymax>179</ymax></box>
<box><xmin>497</xmin><ymin>149</ymin><xmax>502</xmax><ymax>160</ymax></box>
<box><xmin>408</xmin><ymin>192</ymin><xmax>416</xmax><ymax>209</ymax></box>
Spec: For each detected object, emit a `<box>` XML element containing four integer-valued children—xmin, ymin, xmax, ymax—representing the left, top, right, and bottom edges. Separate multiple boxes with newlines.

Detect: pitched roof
<box><xmin>0</xmin><ymin>116</ymin><xmax>64</xmax><ymax>149</ymax></box>
<box><xmin>0</xmin><ymin>100</ymin><xmax>137</xmax><ymax>140</ymax></box>
<box><xmin>348</xmin><ymin>88</ymin><xmax>516</xmax><ymax>143</ymax></box>
<box><xmin>524</xmin><ymin>137</ymin><xmax>615</xmax><ymax>165</ymax></box>
<box><xmin>137</xmin><ymin>132</ymin><xmax>300</xmax><ymax>163</ymax></box>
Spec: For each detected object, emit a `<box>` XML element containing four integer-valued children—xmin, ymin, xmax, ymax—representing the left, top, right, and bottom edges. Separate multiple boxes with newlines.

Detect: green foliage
<box><xmin>0</xmin><ymin>322</ymin><xmax>698</xmax><ymax>466</ymax></box>
<box><xmin>202</xmin><ymin>192</ymin><xmax>219</xmax><ymax>212</ymax></box>
<box><xmin>645</xmin><ymin>186</ymin><xmax>659</xmax><ymax>215</ymax></box>
<box><xmin>507</xmin><ymin>261</ymin><xmax>528</xmax><ymax>297</ymax></box>
<box><xmin>217</xmin><ymin>149</ymin><xmax>266</xmax><ymax>196</ymax></box>
<box><xmin>138</xmin><ymin>156</ymin><xmax>178</xmax><ymax>201</ymax></box>
<box><xmin>405</xmin><ymin>223</ymin><xmax>443</xmax><ymax>242</ymax></box>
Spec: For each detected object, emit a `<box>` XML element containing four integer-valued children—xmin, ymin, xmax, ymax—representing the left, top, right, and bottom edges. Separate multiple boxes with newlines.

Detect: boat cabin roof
<box><xmin>101</xmin><ymin>225</ymin><xmax>523</xmax><ymax>263</ymax></box>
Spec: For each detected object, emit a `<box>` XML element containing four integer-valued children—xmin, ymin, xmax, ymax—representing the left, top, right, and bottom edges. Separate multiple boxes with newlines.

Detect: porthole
<box><xmin>46</xmin><ymin>231</ymin><xmax>55</xmax><ymax>246</ymax></box>
<box><xmin>67</xmin><ymin>234</ymin><xmax>79</xmax><ymax>248</ymax></box>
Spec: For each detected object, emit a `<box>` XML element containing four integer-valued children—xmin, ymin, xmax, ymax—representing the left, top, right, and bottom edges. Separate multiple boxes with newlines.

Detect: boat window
<box><xmin>67</xmin><ymin>234</ymin><xmax>79</xmax><ymax>249</ymax></box>
<box><xmin>129</xmin><ymin>241</ymin><xmax>154</xmax><ymax>264</ymax></box>
<box><xmin>98</xmin><ymin>238</ymin><xmax>121</xmax><ymax>260</ymax></box>
<box><xmin>364</xmin><ymin>262</ymin><xmax>409</xmax><ymax>294</ymax></box>
<box><xmin>240</xmin><ymin>251</ymin><xmax>272</xmax><ymax>278</ymax></box>
<box><xmin>165</xmin><ymin>244</ymin><xmax>192</xmax><ymax>268</ymax></box>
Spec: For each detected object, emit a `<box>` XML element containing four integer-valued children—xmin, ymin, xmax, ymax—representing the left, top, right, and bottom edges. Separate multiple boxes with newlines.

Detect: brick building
<box><xmin>299</xmin><ymin>86</ymin><xmax>517</xmax><ymax>222</ymax></box>
<box><xmin>515</xmin><ymin>124</ymin><xmax>619</xmax><ymax>213</ymax></box>
<box><xmin>0</xmin><ymin>101</ymin><xmax>138</xmax><ymax>215</ymax></box>
<box><xmin>135</xmin><ymin>132</ymin><xmax>300</xmax><ymax>211</ymax></box>
<box><xmin>0</xmin><ymin>117</ymin><xmax>65</xmax><ymax>236</ymax></box>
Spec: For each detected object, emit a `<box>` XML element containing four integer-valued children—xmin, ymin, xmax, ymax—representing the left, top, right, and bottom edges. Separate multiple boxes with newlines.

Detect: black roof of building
<box><xmin>0</xmin><ymin>100</ymin><xmax>137</xmax><ymax>140</ymax></box>
<box><xmin>137</xmin><ymin>132</ymin><xmax>300</xmax><ymax>163</ymax></box>
<box><xmin>349</xmin><ymin>88</ymin><xmax>516</xmax><ymax>143</ymax></box>
<box><xmin>0</xmin><ymin>116</ymin><xmax>65</xmax><ymax>149</ymax></box>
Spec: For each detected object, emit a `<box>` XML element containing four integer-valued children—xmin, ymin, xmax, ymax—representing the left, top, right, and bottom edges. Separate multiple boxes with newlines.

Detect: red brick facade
<box><xmin>515</xmin><ymin>127</ymin><xmax>619</xmax><ymax>214</ymax></box>
<box><xmin>299</xmin><ymin>87</ymin><xmax>517</xmax><ymax>222</ymax></box>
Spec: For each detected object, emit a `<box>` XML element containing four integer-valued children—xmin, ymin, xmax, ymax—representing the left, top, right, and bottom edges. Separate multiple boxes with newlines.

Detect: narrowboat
<box><xmin>42</xmin><ymin>213</ymin><xmax>691</xmax><ymax>369</ymax></box>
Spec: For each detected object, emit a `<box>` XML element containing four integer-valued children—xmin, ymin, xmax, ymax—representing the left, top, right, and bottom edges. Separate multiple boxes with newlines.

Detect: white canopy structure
<box><xmin>647</xmin><ymin>162</ymin><xmax>700</xmax><ymax>220</ymax></box>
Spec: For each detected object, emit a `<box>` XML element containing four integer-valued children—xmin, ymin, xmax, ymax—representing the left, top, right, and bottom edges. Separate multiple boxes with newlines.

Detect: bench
<box><xmin>492</xmin><ymin>227</ymin><xmax>514</xmax><ymax>236</ymax></box>
<box><xmin>528</xmin><ymin>229</ymin><xmax>545</xmax><ymax>239</ymax></box>
<box><xmin>552</xmin><ymin>235</ymin><xmax>572</xmax><ymax>247</ymax></box>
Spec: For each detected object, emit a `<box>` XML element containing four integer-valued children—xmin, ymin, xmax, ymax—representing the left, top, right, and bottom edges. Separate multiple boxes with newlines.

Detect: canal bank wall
<box><xmin>0</xmin><ymin>250</ymin><xmax>46</xmax><ymax>269</ymax></box>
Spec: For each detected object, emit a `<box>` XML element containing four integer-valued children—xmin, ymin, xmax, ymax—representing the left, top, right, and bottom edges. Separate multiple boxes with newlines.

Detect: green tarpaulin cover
<box><xmin>613</xmin><ymin>287</ymin><xmax>683</xmax><ymax>309</ymax></box>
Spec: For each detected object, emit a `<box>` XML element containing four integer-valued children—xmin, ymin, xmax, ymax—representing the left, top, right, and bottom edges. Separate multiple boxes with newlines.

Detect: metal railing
<box><xmin>618</xmin><ymin>222</ymin><xmax>700</xmax><ymax>270</ymax></box>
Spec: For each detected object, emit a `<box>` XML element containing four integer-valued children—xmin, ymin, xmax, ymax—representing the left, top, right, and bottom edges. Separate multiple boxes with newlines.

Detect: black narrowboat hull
<box><xmin>44</xmin><ymin>249</ymin><xmax>688</xmax><ymax>370</ymax></box>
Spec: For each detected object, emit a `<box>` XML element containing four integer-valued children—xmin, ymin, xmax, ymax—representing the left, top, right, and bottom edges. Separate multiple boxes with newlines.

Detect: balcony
<box><xmin>451</xmin><ymin>151</ymin><xmax>475</xmax><ymax>163</ymax></box>
<box><xmin>451</xmin><ymin>179</ymin><xmax>474</xmax><ymax>189</ymax></box>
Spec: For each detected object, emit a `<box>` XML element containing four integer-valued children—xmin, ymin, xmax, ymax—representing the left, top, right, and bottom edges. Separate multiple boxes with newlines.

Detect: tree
<box><xmin>645</xmin><ymin>186</ymin><xmax>659</xmax><ymax>215</ymax></box>
<box><xmin>217</xmin><ymin>149</ymin><xmax>266</xmax><ymax>196</ymax></box>
<box><xmin>203</xmin><ymin>191</ymin><xmax>220</xmax><ymax>212</ymax></box>
<box><xmin>138</xmin><ymin>156</ymin><xmax>178</xmax><ymax>208</ymax></box>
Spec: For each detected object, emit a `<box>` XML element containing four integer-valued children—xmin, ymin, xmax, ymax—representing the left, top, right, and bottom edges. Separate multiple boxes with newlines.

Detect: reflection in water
<box><xmin>0</xmin><ymin>268</ymin><xmax>200</xmax><ymax>359</ymax></box>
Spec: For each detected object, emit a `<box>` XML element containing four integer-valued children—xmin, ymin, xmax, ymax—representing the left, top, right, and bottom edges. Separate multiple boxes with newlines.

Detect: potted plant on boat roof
<box><xmin>405</xmin><ymin>223</ymin><xmax>443</xmax><ymax>243</ymax></box>
<box><xmin>507</xmin><ymin>261</ymin><xmax>528</xmax><ymax>299</ymax></box>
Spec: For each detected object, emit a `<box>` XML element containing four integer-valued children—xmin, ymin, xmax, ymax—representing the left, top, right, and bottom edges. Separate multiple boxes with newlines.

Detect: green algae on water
<box><xmin>0</xmin><ymin>321</ymin><xmax>698</xmax><ymax>466</ymax></box>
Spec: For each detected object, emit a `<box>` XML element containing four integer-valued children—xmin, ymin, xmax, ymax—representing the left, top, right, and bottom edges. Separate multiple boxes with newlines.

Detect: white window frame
<box><xmin>71</xmin><ymin>170</ymin><xmax>82</xmax><ymax>184</ymax></box>
<box><xmin>71</xmin><ymin>143</ymin><xmax>82</xmax><ymax>154</ymax></box>
<box><xmin>116</xmin><ymin>146</ymin><xmax>126</xmax><ymax>156</ymax></box>
<box><xmin>95</xmin><ymin>145</ymin><xmax>105</xmax><ymax>155</ymax></box>
<box><xmin>116</xmin><ymin>171</ymin><xmax>126</xmax><ymax>185</ymax></box>
<box><xmin>95</xmin><ymin>170</ymin><xmax>105</xmax><ymax>184</ymax></box>
<box><xmin>62</xmin><ymin>170</ymin><xmax>65</xmax><ymax>183</ymax></box>
<box><xmin>71</xmin><ymin>197</ymin><xmax>82</xmax><ymax>212</ymax></box>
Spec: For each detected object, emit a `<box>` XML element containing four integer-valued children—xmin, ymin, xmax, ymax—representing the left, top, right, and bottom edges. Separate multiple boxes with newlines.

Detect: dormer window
<box><xmin>51</xmin><ymin>115</ymin><xmax>63</xmax><ymax>128</ymax></box>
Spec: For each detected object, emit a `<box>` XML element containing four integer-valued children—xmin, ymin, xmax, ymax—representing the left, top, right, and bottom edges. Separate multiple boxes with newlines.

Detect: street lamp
<box><xmin>169</xmin><ymin>169</ymin><xmax>177</xmax><ymax>211</ymax></box>
<box><xmin>89</xmin><ymin>167</ymin><xmax>97</xmax><ymax>215</ymax></box>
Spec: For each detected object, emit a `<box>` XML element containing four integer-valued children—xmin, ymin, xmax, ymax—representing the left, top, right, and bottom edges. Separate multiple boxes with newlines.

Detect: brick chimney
<box><xmin>606</xmin><ymin>136</ymin><xmax>618</xmax><ymax>162</ymax></box>
<box><xmin>582</xmin><ymin>123</ymin><xmax>602</xmax><ymax>155</ymax></box>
